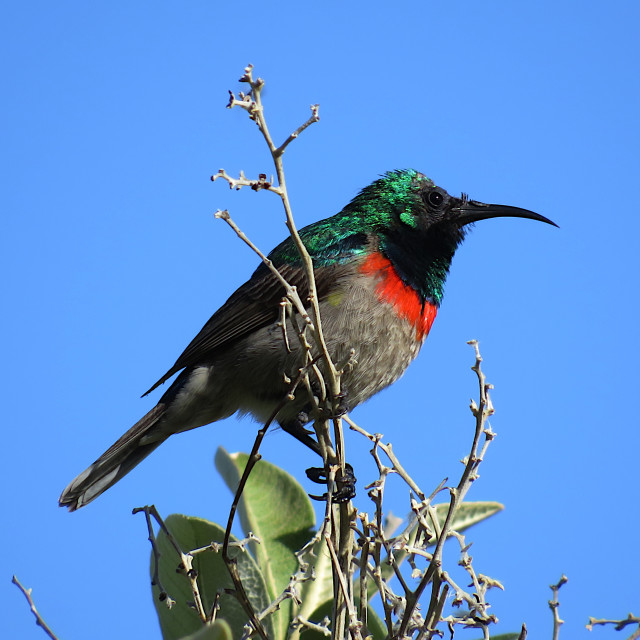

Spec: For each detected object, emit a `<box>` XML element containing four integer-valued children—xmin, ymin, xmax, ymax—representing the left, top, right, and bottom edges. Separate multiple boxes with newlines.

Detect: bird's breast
<box><xmin>311</xmin><ymin>256</ymin><xmax>435</xmax><ymax>408</ymax></box>
<box><xmin>359</xmin><ymin>251</ymin><xmax>438</xmax><ymax>340</ymax></box>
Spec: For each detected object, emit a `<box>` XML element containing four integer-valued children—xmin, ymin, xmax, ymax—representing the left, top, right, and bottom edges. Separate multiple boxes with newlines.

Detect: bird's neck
<box><xmin>358</xmin><ymin>225</ymin><xmax>466</xmax><ymax>338</ymax></box>
<box><xmin>380</xmin><ymin>225</ymin><xmax>464</xmax><ymax>307</ymax></box>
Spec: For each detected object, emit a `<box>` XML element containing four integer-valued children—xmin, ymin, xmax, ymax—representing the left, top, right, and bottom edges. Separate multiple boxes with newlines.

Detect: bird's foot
<box><xmin>306</xmin><ymin>462</ymin><xmax>356</xmax><ymax>503</ymax></box>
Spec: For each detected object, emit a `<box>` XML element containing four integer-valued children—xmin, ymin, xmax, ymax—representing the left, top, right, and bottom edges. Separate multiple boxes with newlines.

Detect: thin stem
<box><xmin>587</xmin><ymin>613</ymin><xmax>640</xmax><ymax>636</ymax></box>
<box><xmin>397</xmin><ymin>341</ymin><xmax>497</xmax><ymax>636</ymax></box>
<box><xmin>223</xmin><ymin>65</ymin><xmax>354</xmax><ymax>640</ymax></box>
<box><xmin>549</xmin><ymin>575</ymin><xmax>568</xmax><ymax>640</ymax></box>
<box><xmin>12</xmin><ymin>576</ymin><xmax>60</xmax><ymax>640</ymax></box>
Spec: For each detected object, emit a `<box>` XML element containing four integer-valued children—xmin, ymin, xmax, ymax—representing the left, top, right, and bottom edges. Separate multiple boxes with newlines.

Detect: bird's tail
<box><xmin>59</xmin><ymin>404</ymin><xmax>168</xmax><ymax>511</ymax></box>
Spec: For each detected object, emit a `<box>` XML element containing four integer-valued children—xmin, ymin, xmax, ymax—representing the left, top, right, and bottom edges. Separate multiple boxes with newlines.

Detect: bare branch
<box><xmin>549</xmin><ymin>575</ymin><xmax>568</xmax><ymax>640</ymax></box>
<box><xmin>587</xmin><ymin>613</ymin><xmax>640</xmax><ymax>640</ymax></box>
<box><xmin>291</xmin><ymin>615</ymin><xmax>332</xmax><ymax>637</ymax></box>
<box><xmin>12</xmin><ymin>575</ymin><xmax>60</xmax><ymax>640</ymax></box>
<box><xmin>211</xmin><ymin>168</ymin><xmax>280</xmax><ymax>194</ymax></box>
<box><xmin>214</xmin><ymin>65</ymin><xmax>354</xmax><ymax>639</ymax></box>
<box><xmin>218</xmin><ymin>64</ymin><xmax>343</xmax><ymax>460</ymax></box>
<box><xmin>189</xmin><ymin>533</ymin><xmax>260</xmax><ymax>556</ymax></box>
<box><xmin>275</xmin><ymin>104</ymin><xmax>320</xmax><ymax>157</ymax></box>
<box><xmin>213</xmin><ymin>208</ymin><xmax>312</xmax><ymax>326</ymax></box>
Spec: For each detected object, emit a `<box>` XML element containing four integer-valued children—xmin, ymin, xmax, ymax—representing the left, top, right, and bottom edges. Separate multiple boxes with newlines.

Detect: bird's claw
<box><xmin>306</xmin><ymin>463</ymin><xmax>357</xmax><ymax>503</ymax></box>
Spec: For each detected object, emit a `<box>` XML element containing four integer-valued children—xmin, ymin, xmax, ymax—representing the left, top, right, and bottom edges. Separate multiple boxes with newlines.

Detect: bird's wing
<box><xmin>142</xmin><ymin>261</ymin><xmax>344</xmax><ymax>396</ymax></box>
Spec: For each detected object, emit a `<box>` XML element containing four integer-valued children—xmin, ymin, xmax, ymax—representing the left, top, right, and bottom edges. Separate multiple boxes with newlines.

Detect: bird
<box><xmin>59</xmin><ymin>169</ymin><xmax>556</xmax><ymax>510</ymax></box>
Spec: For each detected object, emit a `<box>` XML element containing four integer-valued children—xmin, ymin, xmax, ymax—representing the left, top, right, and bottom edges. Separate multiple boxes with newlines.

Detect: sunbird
<box><xmin>60</xmin><ymin>169</ymin><xmax>556</xmax><ymax>510</ymax></box>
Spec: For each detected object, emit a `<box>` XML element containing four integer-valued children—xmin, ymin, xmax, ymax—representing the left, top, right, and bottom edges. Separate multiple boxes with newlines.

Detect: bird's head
<box><xmin>346</xmin><ymin>169</ymin><xmax>557</xmax><ymax>304</ymax></box>
<box><xmin>348</xmin><ymin>169</ymin><xmax>556</xmax><ymax>234</ymax></box>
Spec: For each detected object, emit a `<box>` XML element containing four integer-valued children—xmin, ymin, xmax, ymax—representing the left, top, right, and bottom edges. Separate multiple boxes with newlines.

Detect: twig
<box><xmin>132</xmin><ymin>505</ymin><xmax>204</xmax><ymax>619</ymax></box>
<box><xmin>347</xmin><ymin>342</ymin><xmax>504</xmax><ymax>638</ymax></box>
<box><xmin>325</xmin><ymin>534</ymin><xmax>363</xmax><ymax>640</ymax></box>
<box><xmin>217</xmin><ymin>64</ymin><xmax>355</xmax><ymax>640</ymax></box>
<box><xmin>207</xmin><ymin>591</ymin><xmax>222</xmax><ymax>624</ymax></box>
<box><xmin>12</xmin><ymin>575</ymin><xmax>60</xmax><ymax>640</ymax></box>
<box><xmin>190</xmin><ymin>533</ymin><xmax>259</xmax><ymax>556</ymax></box>
<box><xmin>211</xmin><ymin>168</ymin><xmax>279</xmax><ymax>194</ymax></box>
<box><xmin>214</xmin><ymin>208</ymin><xmax>311</xmax><ymax>326</ymax></box>
<box><xmin>587</xmin><ymin>613</ymin><xmax>640</xmax><ymax>640</ymax></box>
<box><xmin>274</xmin><ymin>104</ymin><xmax>320</xmax><ymax>157</ymax></box>
<box><xmin>132</xmin><ymin>504</ymin><xmax>175</xmax><ymax>608</ymax></box>
<box><xmin>225</xmin><ymin>65</ymin><xmax>343</xmax><ymax>450</ymax></box>
<box><xmin>419</xmin><ymin>582</ymin><xmax>448</xmax><ymax>639</ymax></box>
<box><xmin>346</xmin><ymin>417</ymin><xmax>427</xmax><ymax>501</ymax></box>
<box><xmin>357</xmin><ymin>512</ymin><xmax>371</xmax><ymax>632</ymax></box>
<box><xmin>292</xmin><ymin>616</ymin><xmax>332</xmax><ymax>637</ymax></box>
<box><xmin>549</xmin><ymin>574</ymin><xmax>568</xmax><ymax>640</ymax></box>
<box><xmin>397</xmin><ymin>341</ymin><xmax>497</xmax><ymax>637</ymax></box>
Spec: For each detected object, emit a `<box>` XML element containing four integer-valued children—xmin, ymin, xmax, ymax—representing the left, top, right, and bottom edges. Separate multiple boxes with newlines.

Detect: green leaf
<box><xmin>433</xmin><ymin>500</ymin><xmax>504</xmax><ymax>533</ymax></box>
<box><xmin>215</xmin><ymin>448</ymin><xmax>316</xmax><ymax>640</ymax></box>
<box><xmin>152</xmin><ymin>514</ymin><xmax>274</xmax><ymax>640</ymax></box>
<box><xmin>178</xmin><ymin>620</ymin><xmax>233</xmax><ymax>640</ymax></box>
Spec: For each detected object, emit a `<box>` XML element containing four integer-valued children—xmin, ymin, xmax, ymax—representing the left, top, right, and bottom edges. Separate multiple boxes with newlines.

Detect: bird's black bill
<box><xmin>453</xmin><ymin>201</ymin><xmax>558</xmax><ymax>228</ymax></box>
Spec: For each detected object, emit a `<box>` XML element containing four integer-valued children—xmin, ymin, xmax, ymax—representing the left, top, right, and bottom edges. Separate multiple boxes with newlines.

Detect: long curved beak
<box><xmin>453</xmin><ymin>200</ymin><xmax>558</xmax><ymax>227</ymax></box>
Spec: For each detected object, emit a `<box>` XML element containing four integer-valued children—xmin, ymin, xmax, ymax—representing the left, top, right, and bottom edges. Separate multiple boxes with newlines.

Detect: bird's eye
<box><xmin>427</xmin><ymin>190</ymin><xmax>444</xmax><ymax>208</ymax></box>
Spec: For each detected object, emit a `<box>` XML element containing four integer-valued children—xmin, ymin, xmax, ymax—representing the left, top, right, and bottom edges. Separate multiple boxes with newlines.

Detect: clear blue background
<box><xmin>3</xmin><ymin>1</ymin><xmax>639</xmax><ymax>638</ymax></box>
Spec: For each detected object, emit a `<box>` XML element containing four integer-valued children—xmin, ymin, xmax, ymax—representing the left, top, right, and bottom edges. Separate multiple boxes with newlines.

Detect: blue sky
<box><xmin>3</xmin><ymin>1</ymin><xmax>639</xmax><ymax>638</ymax></box>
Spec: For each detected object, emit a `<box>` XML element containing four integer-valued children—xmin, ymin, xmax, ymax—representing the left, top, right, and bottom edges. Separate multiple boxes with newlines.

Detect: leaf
<box><xmin>433</xmin><ymin>500</ymin><xmax>504</xmax><ymax>533</ymax></box>
<box><xmin>151</xmin><ymin>514</ymin><xmax>274</xmax><ymax>640</ymax></box>
<box><xmin>178</xmin><ymin>620</ymin><xmax>233</xmax><ymax>640</ymax></box>
<box><xmin>215</xmin><ymin>448</ymin><xmax>316</xmax><ymax>640</ymax></box>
